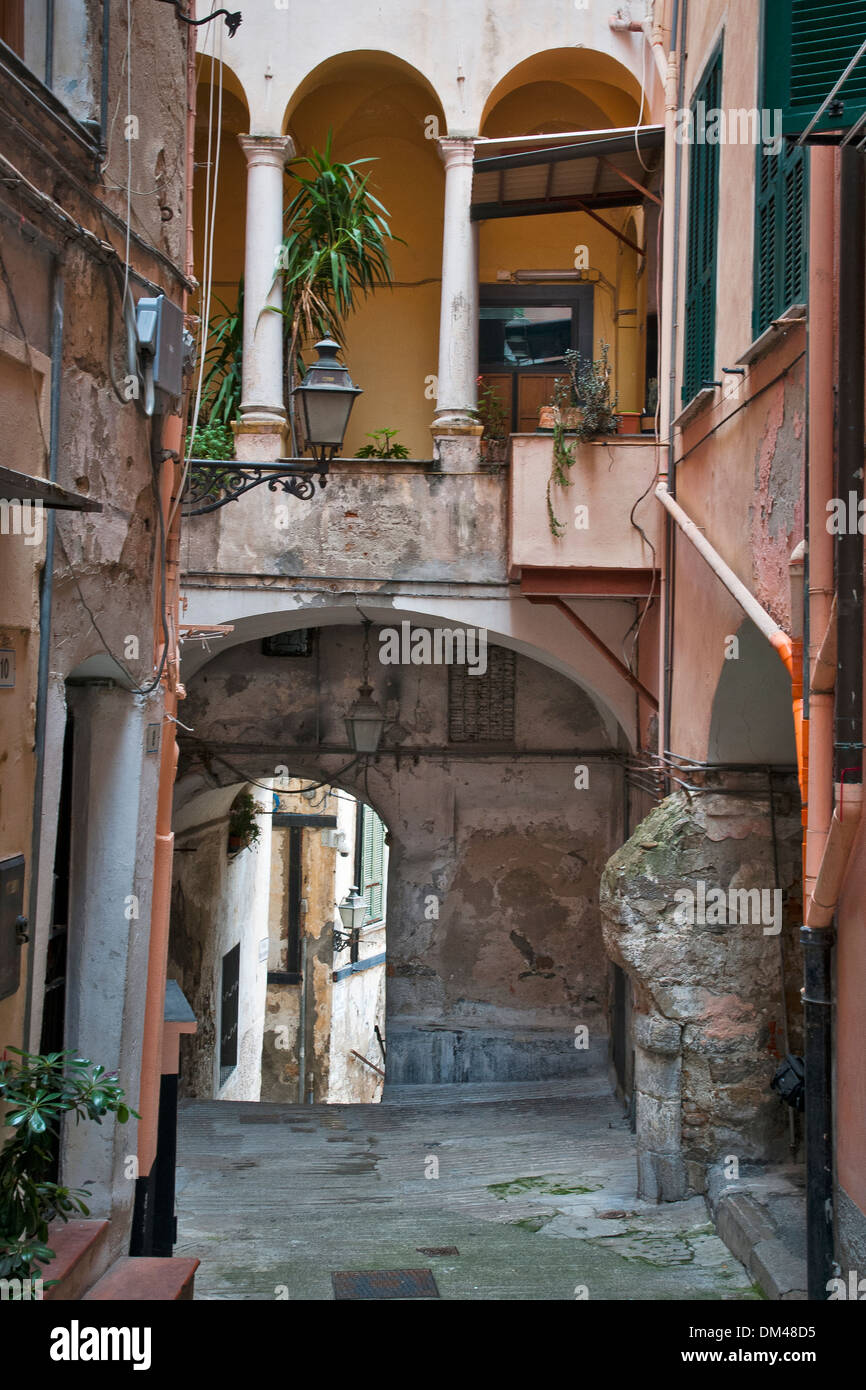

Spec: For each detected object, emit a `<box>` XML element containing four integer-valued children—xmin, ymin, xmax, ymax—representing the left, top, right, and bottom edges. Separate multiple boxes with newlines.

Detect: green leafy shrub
<box><xmin>0</xmin><ymin>1049</ymin><xmax>136</xmax><ymax>1280</ymax></box>
<box><xmin>355</xmin><ymin>427</ymin><xmax>410</xmax><ymax>460</ymax></box>
<box><xmin>185</xmin><ymin>418</ymin><xmax>235</xmax><ymax>460</ymax></box>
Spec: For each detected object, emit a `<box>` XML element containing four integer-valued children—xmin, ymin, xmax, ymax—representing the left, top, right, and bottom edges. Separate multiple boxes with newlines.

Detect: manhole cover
<box><xmin>416</xmin><ymin>1247</ymin><xmax>459</xmax><ymax>1256</ymax></box>
<box><xmin>332</xmin><ymin>1269</ymin><xmax>440</xmax><ymax>1300</ymax></box>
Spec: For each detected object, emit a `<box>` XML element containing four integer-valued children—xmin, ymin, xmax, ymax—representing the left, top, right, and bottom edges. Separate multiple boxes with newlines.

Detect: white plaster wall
<box><xmin>205</xmin><ymin>0</ymin><xmax>661</xmax><ymax>135</ymax></box>
<box><xmin>328</xmin><ymin>794</ymin><xmax>387</xmax><ymax>1102</ymax></box>
<box><xmin>169</xmin><ymin>784</ymin><xmax>271</xmax><ymax>1102</ymax></box>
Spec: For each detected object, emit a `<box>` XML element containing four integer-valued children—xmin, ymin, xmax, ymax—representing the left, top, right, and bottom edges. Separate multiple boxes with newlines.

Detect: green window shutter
<box><xmin>782</xmin><ymin>150</ymin><xmax>808</xmax><ymax>309</ymax></box>
<box><xmin>765</xmin><ymin>0</ymin><xmax>866</xmax><ymax>138</ymax></box>
<box><xmin>683</xmin><ymin>48</ymin><xmax>723</xmax><ymax>404</ymax></box>
<box><xmin>754</xmin><ymin>6</ymin><xmax>810</xmax><ymax>340</ymax></box>
<box><xmin>360</xmin><ymin>805</ymin><xmax>386</xmax><ymax>923</ymax></box>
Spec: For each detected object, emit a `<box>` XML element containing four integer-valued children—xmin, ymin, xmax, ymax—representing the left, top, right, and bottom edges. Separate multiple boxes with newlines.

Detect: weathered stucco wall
<box><xmin>176</xmin><ymin>623</ymin><xmax>622</xmax><ymax>1081</ymax></box>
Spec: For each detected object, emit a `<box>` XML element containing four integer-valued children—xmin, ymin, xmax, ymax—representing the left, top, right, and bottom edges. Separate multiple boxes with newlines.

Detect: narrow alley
<box><xmin>174</xmin><ymin>1077</ymin><xmax>757</xmax><ymax>1301</ymax></box>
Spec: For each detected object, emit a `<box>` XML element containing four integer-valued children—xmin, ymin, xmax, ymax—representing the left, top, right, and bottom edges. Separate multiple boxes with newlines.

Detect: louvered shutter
<box><xmin>360</xmin><ymin>805</ymin><xmax>386</xmax><ymax>924</ymax></box>
<box><xmin>683</xmin><ymin>49</ymin><xmax>723</xmax><ymax>403</ymax></box>
<box><xmin>765</xmin><ymin>0</ymin><xmax>866</xmax><ymax>138</ymax></box>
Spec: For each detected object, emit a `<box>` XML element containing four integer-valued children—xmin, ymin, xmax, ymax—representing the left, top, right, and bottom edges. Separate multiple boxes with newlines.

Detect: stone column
<box><xmin>634</xmin><ymin>1013</ymin><xmax>687</xmax><ymax>1201</ymax></box>
<box><xmin>236</xmin><ymin>134</ymin><xmax>294</xmax><ymax>460</ymax></box>
<box><xmin>433</xmin><ymin>138</ymin><xmax>483</xmax><ymax>470</ymax></box>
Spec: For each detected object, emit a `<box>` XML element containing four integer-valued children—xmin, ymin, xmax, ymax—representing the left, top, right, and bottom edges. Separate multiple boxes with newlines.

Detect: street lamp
<box><xmin>293</xmin><ymin>338</ymin><xmax>363</xmax><ymax>467</ymax></box>
<box><xmin>345</xmin><ymin>619</ymin><xmax>385</xmax><ymax>753</ymax></box>
<box><xmin>183</xmin><ymin>337</ymin><xmax>362</xmax><ymax>515</ymax></box>
<box><xmin>334</xmin><ymin>885</ymin><xmax>367</xmax><ymax>951</ymax></box>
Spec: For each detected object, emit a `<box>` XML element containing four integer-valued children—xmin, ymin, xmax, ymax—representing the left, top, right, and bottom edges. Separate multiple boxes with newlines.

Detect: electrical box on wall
<box><xmin>136</xmin><ymin>293</ymin><xmax>185</xmax><ymax>402</ymax></box>
<box><xmin>0</xmin><ymin>854</ymin><xmax>26</xmax><ymax>1002</ymax></box>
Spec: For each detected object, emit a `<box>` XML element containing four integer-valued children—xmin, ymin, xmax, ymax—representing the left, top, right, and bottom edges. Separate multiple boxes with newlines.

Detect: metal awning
<box><xmin>471</xmin><ymin>125</ymin><xmax>664</xmax><ymax>222</ymax></box>
<box><xmin>0</xmin><ymin>464</ymin><xmax>103</xmax><ymax>511</ymax></box>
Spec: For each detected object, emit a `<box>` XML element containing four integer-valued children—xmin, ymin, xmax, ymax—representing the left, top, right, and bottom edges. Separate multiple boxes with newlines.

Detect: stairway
<box><xmin>41</xmin><ymin>1219</ymin><xmax>199</xmax><ymax>1301</ymax></box>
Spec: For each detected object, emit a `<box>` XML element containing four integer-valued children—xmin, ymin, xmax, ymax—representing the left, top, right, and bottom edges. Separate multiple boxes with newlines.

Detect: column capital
<box><xmin>237</xmin><ymin>133</ymin><xmax>295</xmax><ymax>169</ymax></box>
<box><xmin>437</xmin><ymin>136</ymin><xmax>477</xmax><ymax>169</ymax></box>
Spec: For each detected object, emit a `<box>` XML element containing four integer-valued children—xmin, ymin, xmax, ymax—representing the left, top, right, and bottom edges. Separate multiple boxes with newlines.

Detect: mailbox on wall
<box><xmin>0</xmin><ymin>854</ymin><xmax>26</xmax><ymax>1002</ymax></box>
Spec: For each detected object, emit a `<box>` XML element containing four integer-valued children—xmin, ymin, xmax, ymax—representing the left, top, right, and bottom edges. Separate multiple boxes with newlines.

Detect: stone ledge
<box><xmin>708</xmin><ymin>1167</ymin><xmax>807</xmax><ymax>1300</ymax></box>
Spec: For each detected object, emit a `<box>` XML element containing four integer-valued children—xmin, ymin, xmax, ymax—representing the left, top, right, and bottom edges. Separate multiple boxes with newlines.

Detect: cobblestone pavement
<box><xmin>175</xmin><ymin>1075</ymin><xmax>761</xmax><ymax>1301</ymax></box>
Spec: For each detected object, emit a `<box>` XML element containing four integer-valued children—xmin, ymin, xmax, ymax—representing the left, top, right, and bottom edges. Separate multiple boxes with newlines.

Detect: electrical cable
<box><xmin>171</xmin><ymin>8</ymin><xmax>224</xmax><ymax>536</ymax></box>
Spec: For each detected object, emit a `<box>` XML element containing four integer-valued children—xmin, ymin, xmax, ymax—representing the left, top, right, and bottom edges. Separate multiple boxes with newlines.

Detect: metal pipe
<box><xmin>100</xmin><ymin>0</ymin><xmax>110</xmax><ymax>152</ymax></box>
<box><xmin>44</xmin><ymin>0</ymin><xmax>54</xmax><ymax>89</ymax></box>
<box><xmin>801</xmin><ymin>924</ymin><xmax>835</xmax><ymax>1298</ymax></box>
<box><xmin>805</xmin><ymin>147</ymin><xmax>838</xmax><ymax>915</ymax></box>
<box><xmin>22</xmin><ymin>267</ymin><xmax>64</xmax><ymax>1051</ymax></box>
<box><xmin>800</xmin><ymin>145</ymin><xmax>866</xmax><ymax>1302</ymax></box>
<box><xmin>655</xmin><ymin>482</ymin><xmax>795</xmax><ymax>670</ymax></box>
<box><xmin>661</xmin><ymin>0</ymin><xmax>685</xmax><ymax>766</ymax></box>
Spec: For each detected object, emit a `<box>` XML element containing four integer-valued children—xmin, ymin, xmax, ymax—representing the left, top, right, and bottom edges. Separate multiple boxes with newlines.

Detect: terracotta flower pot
<box><xmin>616</xmin><ymin>413</ymin><xmax>642</xmax><ymax>435</ymax></box>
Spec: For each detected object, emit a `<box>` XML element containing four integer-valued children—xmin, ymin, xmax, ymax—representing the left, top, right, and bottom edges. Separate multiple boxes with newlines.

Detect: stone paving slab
<box><xmin>175</xmin><ymin>1080</ymin><xmax>761</xmax><ymax>1301</ymax></box>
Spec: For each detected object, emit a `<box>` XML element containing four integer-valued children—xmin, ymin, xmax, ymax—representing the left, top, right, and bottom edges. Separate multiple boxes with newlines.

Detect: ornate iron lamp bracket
<box><xmin>183</xmin><ymin>458</ymin><xmax>330</xmax><ymax>516</ymax></box>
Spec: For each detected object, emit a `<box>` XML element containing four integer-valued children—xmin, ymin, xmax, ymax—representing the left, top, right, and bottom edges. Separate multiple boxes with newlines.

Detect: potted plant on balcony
<box><xmin>227</xmin><ymin>792</ymin><xmax>265</xmax><ymax>856</ymax></box>
<box><xmin>356</xmin><ymin>428</ymin><xmax>411</xmax><ymax>459</ymax></box>
<box><xmin>545</xmin><ymin>342</ymin><xmax>621</xmax><ymax>537</ymax></box>
<box><xmin>476</xmin><ymin>377</ymin><xmax>509</xmax><ymax>463</ymax></box>
<box><xmin>276</xmin><ymin>134</ymin><xmax>403</xmax><ymax>454</ymax></box>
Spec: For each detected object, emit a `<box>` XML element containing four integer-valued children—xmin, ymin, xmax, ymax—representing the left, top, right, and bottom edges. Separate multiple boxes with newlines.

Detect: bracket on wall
<box><xmin>155</xmin><ymin>1</ymin><xmax>242</xmax><ymax>37</ymax></box>
<box><xmin>183</xmin><ymin>459</ymin><xmax>328</xmax><ymax>515</ymax></box>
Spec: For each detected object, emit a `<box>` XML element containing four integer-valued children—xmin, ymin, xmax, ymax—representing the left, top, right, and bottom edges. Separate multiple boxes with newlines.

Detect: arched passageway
<box><xmin>171</xmin><ymin>615</ymin><xmax>629</xmax><ymax>1087</ymax></box>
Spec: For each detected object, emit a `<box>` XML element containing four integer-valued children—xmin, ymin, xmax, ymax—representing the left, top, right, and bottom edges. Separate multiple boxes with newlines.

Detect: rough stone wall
<box><xmin>601</xmin><ymin>775</ymin><xmax>803</xmax><ymax>1200</ymax></box>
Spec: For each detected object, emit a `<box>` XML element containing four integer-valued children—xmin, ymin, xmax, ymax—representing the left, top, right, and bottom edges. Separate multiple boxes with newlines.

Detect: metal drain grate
<box><xmin>416</xmin><ymin>1247</ymin><xmax>459</xmax><ymax>1256</ymax></box>
<box><xmin>331</xmin><ymin>1269</ymin><xmax>440</xmax><ymax>1300</ymax></box>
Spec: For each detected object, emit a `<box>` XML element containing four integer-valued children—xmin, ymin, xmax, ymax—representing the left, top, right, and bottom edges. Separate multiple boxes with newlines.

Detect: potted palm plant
<box><xmin>276</xmin><ymin>133</ymin><xmax>402</xmax><ymax>455</ymax></box>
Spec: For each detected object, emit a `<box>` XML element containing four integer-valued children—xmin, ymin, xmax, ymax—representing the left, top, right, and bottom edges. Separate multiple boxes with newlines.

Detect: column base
<box><xmin>432</xmin><ymin>426</ymin><xmax>482</xmax><ymax>474</ymax></box>
<box><xmin>233</xmin><ymin>417</ymin><xmax>289</xmax><ymax>461</ymax></box>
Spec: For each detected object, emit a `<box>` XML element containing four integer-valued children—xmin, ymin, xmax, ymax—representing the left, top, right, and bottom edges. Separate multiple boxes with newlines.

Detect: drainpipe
<box><xmin>654</xmin><ymin>483</ymin><xmax>798</xmax><ymax>676</ymax></box>
<box><xmin>22</xmin><ymin>268</ymin><xmax>64</xmax><ymax>1050</ymax></box>
<box><xmin>800</xmin><ymin>145</ymin><xmax>865</xmax><ymax>1302</ymax></box>
<box><xmin>804</xmin><ymin>148</ymin><xmax>837</xmax><ymax>917</ymax></box>
<box><xmin>660</xmin><ymin>0</ymin><xmax>686</xmax><ymax>768</ymax></box>
<box><xmin>655</xmin><ymin>480</ymin><xmax>808</xmax><ymax>810</ymax></box>
<box><xmin>131</xmin><ymin>4</ymin><xmax>195</xmax><ymax>1252</ymax></box>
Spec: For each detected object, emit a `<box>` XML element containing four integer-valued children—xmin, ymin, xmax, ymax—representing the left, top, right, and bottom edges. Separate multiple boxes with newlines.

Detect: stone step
<box><xmin>42</xmin><ymin>1219</ymin><xmax>111</xmax><ymax>1301</ymax></box>
<box><xmin>82</xmin><ymin>1256</ymin><xmax>200</xmax><ymax>1301</ymax></box>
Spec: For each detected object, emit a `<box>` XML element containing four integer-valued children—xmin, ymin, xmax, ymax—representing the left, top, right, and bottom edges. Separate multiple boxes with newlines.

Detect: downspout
<box><xmin>660</xmin><ymin>0</ymin><xmax>686</xmax><ymax>770</ymax></box>
<box><xmin>131</xmin><ymin>3</ymin><xmax>195</xmax><ymax>1250</ymax></box>
<box><xmin>800</xmin><ymin>144</ymin><xmax>865</xmax><ymax>1301</ymax></box>
<box><xmin>654</xmin><ymin>483</ymin><xmax>800</xmax><ymax>680</ymax></box>
<box><xmin>22</xmin><ymin>267</ymin><xmax>64</xmax><ymax>1049</ymax></box>
<box><xmin>655</xmin><ymin>479</ymin><xmax>807</xmax><ymax>800</ymax></box>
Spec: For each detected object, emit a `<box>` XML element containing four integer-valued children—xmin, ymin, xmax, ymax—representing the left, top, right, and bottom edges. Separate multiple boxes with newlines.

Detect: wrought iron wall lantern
<box><xmin>184</xmin><ymin>339</ymin><xmax>362</xmax><ymax>515</ymax></box>
<box><xmin>333</xmin><ymin>885</ymin><xmax>367</xmax><ymax>952</ymax></box>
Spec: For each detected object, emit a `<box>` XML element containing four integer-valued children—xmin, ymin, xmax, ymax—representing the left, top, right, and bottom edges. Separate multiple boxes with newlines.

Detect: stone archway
<box><xmin>173</xmin><ymin>614</ymin><xmax>628</xmax><ymax>1085</ymax></box>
